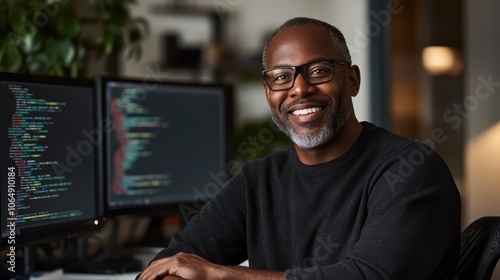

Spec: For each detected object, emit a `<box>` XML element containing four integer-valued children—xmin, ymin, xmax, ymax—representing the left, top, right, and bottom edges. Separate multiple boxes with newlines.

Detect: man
<box><xmin>139</xmin><ymin>17</ymin><xmax>461</xmax><ymax>280</ymax></box>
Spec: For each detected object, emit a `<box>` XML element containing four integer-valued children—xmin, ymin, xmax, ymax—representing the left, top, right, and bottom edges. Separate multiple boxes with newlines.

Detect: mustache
<box><xmin>281</xmin><ymin>98</ymin><xmax>331</xmax><ymax>113</ymax></box>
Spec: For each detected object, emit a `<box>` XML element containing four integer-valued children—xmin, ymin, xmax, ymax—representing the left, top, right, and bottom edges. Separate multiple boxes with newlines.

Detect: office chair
<box><xmin>456</xmin><ymin>216</ymin><xmax>500</xmax><ymax>280</ymax></box>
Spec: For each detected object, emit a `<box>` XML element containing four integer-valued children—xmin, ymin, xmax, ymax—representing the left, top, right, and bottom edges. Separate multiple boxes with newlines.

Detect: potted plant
<box><xmin>0</xmin><ymin>0</ymin><xmax>148</xmax><ymax>77</ymax></box>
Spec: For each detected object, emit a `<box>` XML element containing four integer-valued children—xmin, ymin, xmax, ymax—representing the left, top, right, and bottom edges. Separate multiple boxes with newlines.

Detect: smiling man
<box><xmin>138</xmin><ymin>17</ymin><xmax>461</xmax><ymax>280</ymax></box>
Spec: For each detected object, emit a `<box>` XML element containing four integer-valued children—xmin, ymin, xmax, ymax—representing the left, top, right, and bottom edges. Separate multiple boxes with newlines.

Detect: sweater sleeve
<box><xmin>147</xmin><ymin>171</ymin><xmax>248</xmax><ymax>265</ymax></box>
<box><xmin>286</xmin><ymin>143</ymin><xmax>461</xmax><ymax>280</ymax></box>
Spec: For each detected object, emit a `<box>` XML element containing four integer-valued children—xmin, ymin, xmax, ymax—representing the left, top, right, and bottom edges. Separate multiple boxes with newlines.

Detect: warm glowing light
<box><xmin>422</xmin><ymin>46</ymin><xmax>463</xmax><ymax>76</ymax></box>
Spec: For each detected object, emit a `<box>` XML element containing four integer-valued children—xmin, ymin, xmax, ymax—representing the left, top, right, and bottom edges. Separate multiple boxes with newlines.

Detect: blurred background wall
<box><xmin>463</xmin><ymin>0</ymin><xmax>500</xmax><ymax>230</ymax></box>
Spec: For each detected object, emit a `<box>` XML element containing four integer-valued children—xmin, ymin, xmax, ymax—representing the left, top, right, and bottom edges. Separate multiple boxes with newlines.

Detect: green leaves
<box><xmin>91</xmin><ymin>0</ymin><xmax>148</xmax><ymax>60</ymax></box>
<box><xmin>0</xmin><ymin>0</ymin><xmax>148</xmax><ymax>78</ymax></box>
<box><xmin>52</xmin><ymin>10</ymin><xmax>81</xmax><ymax>38</ymax></box>
<box><xmin>0</xmin><ymin>39</ymin><xmax>23</xmax><ymax>72</ymax></box>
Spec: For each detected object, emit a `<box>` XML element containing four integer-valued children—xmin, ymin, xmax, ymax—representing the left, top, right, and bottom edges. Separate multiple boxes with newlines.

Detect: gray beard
<box><xmin>271</xmin><ymin>94</ymin><xmax>353</xmax><ymax>149</ymax></box>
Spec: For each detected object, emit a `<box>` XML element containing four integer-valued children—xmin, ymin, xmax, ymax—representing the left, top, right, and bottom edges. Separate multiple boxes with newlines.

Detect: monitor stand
<box><xmin>62</xmin><ymin>223</ymin><xmax>143</xmax><ymax>274</ymax></box>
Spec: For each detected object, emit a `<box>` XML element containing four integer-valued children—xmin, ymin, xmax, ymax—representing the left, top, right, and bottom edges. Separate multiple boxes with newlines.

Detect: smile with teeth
<box><xmin>291</xmin><ymin>107</ymin><xmax>323</xmax><ymax>116</ymax></box>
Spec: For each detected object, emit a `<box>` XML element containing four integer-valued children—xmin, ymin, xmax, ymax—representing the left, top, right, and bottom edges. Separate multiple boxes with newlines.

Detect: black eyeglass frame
<box><xmin>262</xmin><ymin>59</ymin><xmax>351</xmax><ymax>91</ymax></box>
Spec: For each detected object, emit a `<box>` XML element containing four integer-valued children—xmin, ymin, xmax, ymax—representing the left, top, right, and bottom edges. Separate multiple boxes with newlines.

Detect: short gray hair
<box><xmin>262</xmin><ymin>17</ymin><xmax>352</xmax><ymax>69</ymax></box>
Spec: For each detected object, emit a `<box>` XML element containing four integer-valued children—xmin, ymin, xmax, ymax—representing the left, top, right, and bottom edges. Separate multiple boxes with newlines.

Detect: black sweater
<box><xmin>150</xmin><ymin>122</ymin><xmax>461</xmax><ymax>279</ymax></box>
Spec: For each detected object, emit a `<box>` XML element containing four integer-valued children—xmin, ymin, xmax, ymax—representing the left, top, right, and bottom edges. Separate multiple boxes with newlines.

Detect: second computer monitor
<box><xmin>99</xmin><ymin>77</ymin><xmax>232</xmax><ymax>216</ymax></box>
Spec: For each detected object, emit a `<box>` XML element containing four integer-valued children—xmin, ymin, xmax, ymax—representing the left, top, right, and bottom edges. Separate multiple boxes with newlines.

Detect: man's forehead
<box><xmin>266</xmin><ymin>25</ymin><xmax>337</xmax><ymax>67</ymax></box>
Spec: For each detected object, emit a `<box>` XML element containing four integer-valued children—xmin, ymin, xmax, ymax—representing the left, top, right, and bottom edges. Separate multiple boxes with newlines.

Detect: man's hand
<box><xmin>139</xmin><ymin>252</ymin><xmax>219</xmax><ymax>280</ymax></box>
<box><xmin>139</xmin><ymin>252</ymin><xmax>286</xmax><ymax>280</ymax></box>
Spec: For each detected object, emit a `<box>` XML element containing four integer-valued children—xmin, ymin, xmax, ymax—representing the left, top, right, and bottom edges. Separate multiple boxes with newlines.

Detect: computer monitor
<box><xmin>98</xmin><ymin>76</ymin><xmax>233</xmax><ymax>217</ymax></box>
<box><xmin>0</xmin><ymin>72</ymin><xmax>103</xmax><ymax>250</ymax></box>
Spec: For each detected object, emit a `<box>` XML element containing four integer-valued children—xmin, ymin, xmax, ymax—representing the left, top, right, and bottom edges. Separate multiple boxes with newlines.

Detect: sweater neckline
<box><xmin>290</xmin><ymin>122</ymin><xmax>374</xmax><ymax>177</ymax></box>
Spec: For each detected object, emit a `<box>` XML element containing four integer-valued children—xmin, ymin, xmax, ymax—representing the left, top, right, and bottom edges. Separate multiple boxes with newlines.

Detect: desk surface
<box><xmin>28</xmin><ymin>247</ymin><xmax>162</xmax><ymax>280</ymax></box>
<box><xmin>62</xmin><ymin>272</ymin><xmax>139</xmax><ymax>280</ymax></box>
<box><xmin>30</xmin><ymin>270</ymin><xmax>139</xmax><ymax>280</ymax></box>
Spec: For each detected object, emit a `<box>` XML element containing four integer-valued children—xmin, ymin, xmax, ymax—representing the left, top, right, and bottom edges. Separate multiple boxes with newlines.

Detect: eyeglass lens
<box><xmin>263</xmin><ymin>60</ymin><xmax>334</xmax><ymax>90</ymax></box>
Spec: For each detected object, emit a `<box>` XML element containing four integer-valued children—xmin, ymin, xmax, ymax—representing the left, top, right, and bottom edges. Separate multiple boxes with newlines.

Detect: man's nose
<box><xmin>289</xmin><ymin>73</ymin><xmax>314</xmax><ymax>98</ymax></box>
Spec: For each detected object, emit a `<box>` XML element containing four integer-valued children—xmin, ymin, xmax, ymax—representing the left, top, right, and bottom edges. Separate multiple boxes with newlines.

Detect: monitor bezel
<box><xmin>0</xmin><ymin>72</ymin><xmax>104</xmax><ymax>248</ymax></box>
<box><xmin>97</xmin><ymin>75</ymin><xmax>234</xmax><ymax>218</ymax></box>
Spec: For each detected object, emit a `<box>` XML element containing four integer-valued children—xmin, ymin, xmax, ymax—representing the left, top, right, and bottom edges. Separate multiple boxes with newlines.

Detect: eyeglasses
<box><xmin>262</xmin><ymin>59</ymin><xmax>350</xmax><ymax>91</ymax></box>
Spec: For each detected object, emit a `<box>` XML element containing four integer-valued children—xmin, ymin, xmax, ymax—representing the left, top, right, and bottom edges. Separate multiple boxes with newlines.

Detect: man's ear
<box><xmin>263</xmin><ymin>82</ymin><xmax>273</xmax><ymax>107</ymax></box>
<box><xmin>347</xmin><ymin>65</ymin><xmax>361</xmax><ymax>97</ymax></box>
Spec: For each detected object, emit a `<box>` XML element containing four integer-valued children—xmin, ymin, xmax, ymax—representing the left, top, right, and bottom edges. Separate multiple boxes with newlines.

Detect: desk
<box><xmin>28</xmin><ymin>246</ymin><xmax>162</xmax><ymax>280</ymax></box>
<box><xmin>30</xmin><ymin>269</ymin><xmax>139</xmax><ymax>280</ymax></box>
<box><xmin>29</xmin><ymin>248</ymin><xmax>247</xmax><ymax>280</ymax></box>
<box><xmin>63</xmin><ymin>272</ymin><xmax>139</xmax><ymax>280</ymax></box>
